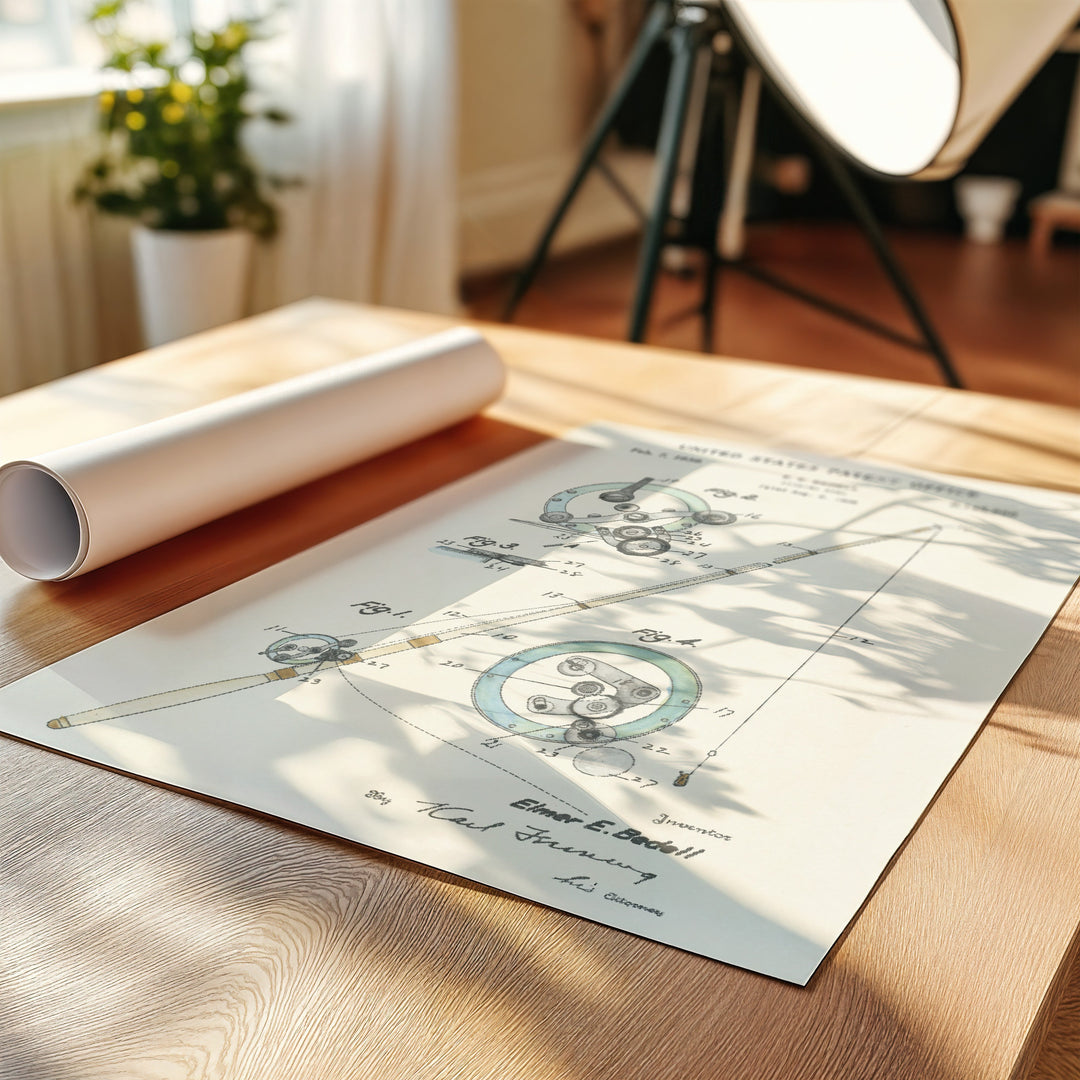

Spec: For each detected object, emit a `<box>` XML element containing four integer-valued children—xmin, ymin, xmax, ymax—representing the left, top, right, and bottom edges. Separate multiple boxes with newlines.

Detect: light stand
<box><xmin>502</xmin><ymin>0</ymin><xmax>965</xmax><ymax>389</ymax></box>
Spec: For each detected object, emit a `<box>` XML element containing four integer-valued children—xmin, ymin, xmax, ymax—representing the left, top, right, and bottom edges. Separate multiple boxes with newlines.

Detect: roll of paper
<box><xmin>0</xmin><ymin>327</ymin><xmax>505</xmax><ymax>581</ymax></box>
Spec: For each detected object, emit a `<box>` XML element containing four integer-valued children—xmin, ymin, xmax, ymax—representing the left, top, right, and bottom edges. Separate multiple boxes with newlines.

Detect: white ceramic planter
<box><xmin>131</xmin><ymin>225</ymin><xmax>254</xmax><ymax>347</ymax></box>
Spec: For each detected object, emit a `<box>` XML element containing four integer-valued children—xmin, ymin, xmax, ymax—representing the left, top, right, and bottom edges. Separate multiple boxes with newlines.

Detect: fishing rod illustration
<box><xmin>46</xmin><ymin>526</ymin><xmax>936</xmax><ymax>730</ymax></box>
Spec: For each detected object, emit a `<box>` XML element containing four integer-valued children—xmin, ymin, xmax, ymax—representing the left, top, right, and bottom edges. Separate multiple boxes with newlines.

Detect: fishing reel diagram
<box><xmin>535</xmin><ymin>477</ymin><xmax>736</xmax><ymax>557</ymax></box>
<box><xmin>262</xmin><ymin>633</ymin><xmax>358</xmax><ymax>668</ymax></box>
<box><xmin>472</xmin><ymin>641</ymin><xmax>701</xmax><ymax>776</ymax></box>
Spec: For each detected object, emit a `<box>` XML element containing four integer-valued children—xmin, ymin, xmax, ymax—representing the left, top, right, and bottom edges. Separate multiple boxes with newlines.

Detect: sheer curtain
<box><xmin>251</xmin><ymin>0</ymin><xmax>461</xmax><ymax>317</ymax></box>
<box><xmin>0</xmin><ymin>100</ymin><xmax>93</xmax><ymax>397</ymax></box>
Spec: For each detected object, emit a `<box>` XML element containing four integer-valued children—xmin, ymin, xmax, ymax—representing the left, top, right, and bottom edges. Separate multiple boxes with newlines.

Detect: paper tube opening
<box><xmin>0</xmin><ymin>464</ymin><xmax>85</xmax><ymax>580</ymax></box>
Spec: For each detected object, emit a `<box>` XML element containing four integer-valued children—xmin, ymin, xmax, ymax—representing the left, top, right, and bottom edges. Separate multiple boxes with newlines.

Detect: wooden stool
<box><xmin>1028</xmin><ymin>190</ymin><xmax>1080</xmax><ymax>254</ymax></box>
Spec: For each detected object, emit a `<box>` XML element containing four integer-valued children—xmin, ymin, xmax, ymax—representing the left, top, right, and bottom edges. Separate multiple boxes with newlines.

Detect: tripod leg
<box><xmin>700</xmin><ymin>59</ymin><xmax>746</xmax><ymax>352</ymax></box>
<box><xmin>813</xmin><ymin>140</ymin><xmax>964</xmax><ymax>389</ymax></box>
<box><xmin>502</xmin><ymin>0</ymin><xmax>672</xmax><ymax>321</ymax></box>
<box><xmin>661</xmin><ymin>41</ymin><xmax>714</xmax><ymax>274</ymax></box>
<box><xmin>701</xmin><ymin>247</ymin><xmax>719</xmax><ymax>351</ymax></box>
<box><xmin>628</xmin><ymin>16</ymin><xmax>709</xmax><ymax>343</ymax></box>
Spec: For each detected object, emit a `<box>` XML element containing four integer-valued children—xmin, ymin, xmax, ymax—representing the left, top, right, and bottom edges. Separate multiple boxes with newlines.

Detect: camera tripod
<box><xmin>502</xmin><ymin>0</ymin><xmax>963</xmax><ymax>389</ymax></box>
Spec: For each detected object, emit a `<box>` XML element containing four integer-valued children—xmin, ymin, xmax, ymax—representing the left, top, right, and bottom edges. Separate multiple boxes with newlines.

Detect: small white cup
<box><xmin>954</xmin><ymin>175</ymin><xmax>1022</xmax><ymax>244</ymax></box>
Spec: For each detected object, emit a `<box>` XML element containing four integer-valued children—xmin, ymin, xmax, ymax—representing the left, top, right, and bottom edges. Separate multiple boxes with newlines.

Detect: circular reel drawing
<box><xmin>263</xmin><ymin>633</ymin><xmax>357</xmax><ymax>666</ymax></box>
<box><xmin>472</xmin><ymin>641</ymin><xmax>701</xmax><ymax>777</ymax></box>
<box><xmin>538</xmin><ymin>479</ymin><xmax>736</xmax><ymax>557</ymax></box>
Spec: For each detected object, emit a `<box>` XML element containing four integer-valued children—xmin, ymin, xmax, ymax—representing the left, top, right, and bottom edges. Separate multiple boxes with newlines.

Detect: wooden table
<box><xmin>1</xmin><ymin>298</ymin><xmax>1078</xmax><ymax>1080</ymax></box>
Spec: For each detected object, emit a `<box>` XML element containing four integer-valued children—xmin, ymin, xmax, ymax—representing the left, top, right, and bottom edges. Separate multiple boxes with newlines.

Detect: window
<box><xmin>0</xmin><ymin>0</ymin><xmax>82</xmax><ymax>72</ymax></box>
<box><xmin>0</xmin><ymin>1</ymin><xmax>258</xmax><ymax>103</ymax></box>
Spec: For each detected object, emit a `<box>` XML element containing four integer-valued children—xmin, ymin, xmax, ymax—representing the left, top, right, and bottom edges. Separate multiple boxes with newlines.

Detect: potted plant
<box><xmin>75</xmin><ymin>0</ymin><xmax>289</xmax><ymax>347</ymax></box>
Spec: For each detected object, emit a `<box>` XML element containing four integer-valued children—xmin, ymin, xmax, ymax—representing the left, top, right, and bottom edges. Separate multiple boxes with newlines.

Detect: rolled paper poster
<box><xmin>0</xmin><ymin>327</ymin><xmax>505</xmax><ymax>580</ymax></box>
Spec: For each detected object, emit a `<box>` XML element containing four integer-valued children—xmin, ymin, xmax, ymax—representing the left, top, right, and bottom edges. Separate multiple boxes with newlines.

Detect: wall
<box><xmin>456</xmin><ymin>0</ymin><xmax>652</xmax><ymax>277</ymax></box>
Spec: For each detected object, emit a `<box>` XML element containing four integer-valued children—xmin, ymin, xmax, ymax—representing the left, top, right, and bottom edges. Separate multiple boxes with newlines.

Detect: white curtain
<box><xmin>251</xmin><ymin>0</ymin><xmax>461</xmax><ymax>317</ymax></box>
<box><xmin>0</xmin><ymin>98</ymin><xmax>123</xmax><ymax>397</ymax></box>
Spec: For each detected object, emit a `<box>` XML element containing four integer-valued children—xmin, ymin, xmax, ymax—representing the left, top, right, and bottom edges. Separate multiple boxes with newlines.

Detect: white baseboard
<box><xmin>458</xmin><ymin>148</ymin><xmax>655</xmax><ymax>277</ymax></box>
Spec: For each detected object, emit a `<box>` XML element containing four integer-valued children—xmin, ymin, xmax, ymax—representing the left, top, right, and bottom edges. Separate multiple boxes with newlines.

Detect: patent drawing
<box><xmin>13</xmin><ymin>425</ymin><xmax>1079</xmax><ymax>988</ymax></box>
<box><xmin>521</xmin><ymin>477</ymin><xmax>737</xmax><ymax>557</ymax></box>
<box><xmin>45</xmin><ymin>523</ymin><xmax>939</xmax><ymax>794</ymax></box>
<box><xmin>472</xmin><ymin>641</ymin><xmax>701</xmax><ymax>776</ymax></box>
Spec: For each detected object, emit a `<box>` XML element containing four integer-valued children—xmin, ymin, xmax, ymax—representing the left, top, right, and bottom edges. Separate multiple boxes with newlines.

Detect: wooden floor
<box><xmin>465</xmin><ymin>222</ymin><xmax>1080</xmax><ymax>409</ymax></box>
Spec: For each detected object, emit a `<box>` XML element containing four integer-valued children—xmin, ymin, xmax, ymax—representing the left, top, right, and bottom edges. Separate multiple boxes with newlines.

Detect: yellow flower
<box><xmin>162</xmin><ymin>102</ymin><xmax>185</xmax><ymax>124</ymax></box>
<box><xmin>170</xmin><ymin>82</ymin><xmax>194</xmax><ymax>103</ymax></box>
<box><xmin>161</xmin><ymin>160</ymin><xmax>180</xmax><ymax>178</ymax></box>
<box><xmin>220</xmin><ymin>24</ymin><xmax>246</xmax><ymax>50</ymax></box>
<box><xmin>99</xmin><ymin>91</ymin><xmax>115</xmax><ymax>111</ymax></box>
<box><xmin>125</xmin><ymin>112</ymin><xmax>147</xmax><ymax>131</ymax></box>
<box><xmin>126</xmin><ymin>88</ymin><xmax>144</xmax><ymax>105</ymax></box>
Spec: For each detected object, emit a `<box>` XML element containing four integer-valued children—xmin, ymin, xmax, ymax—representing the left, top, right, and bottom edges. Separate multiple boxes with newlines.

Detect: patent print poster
<box><xmin>2</xmin><ymin>425</ymin><xmax>1078</xmax><ymax>984</ymax></box>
